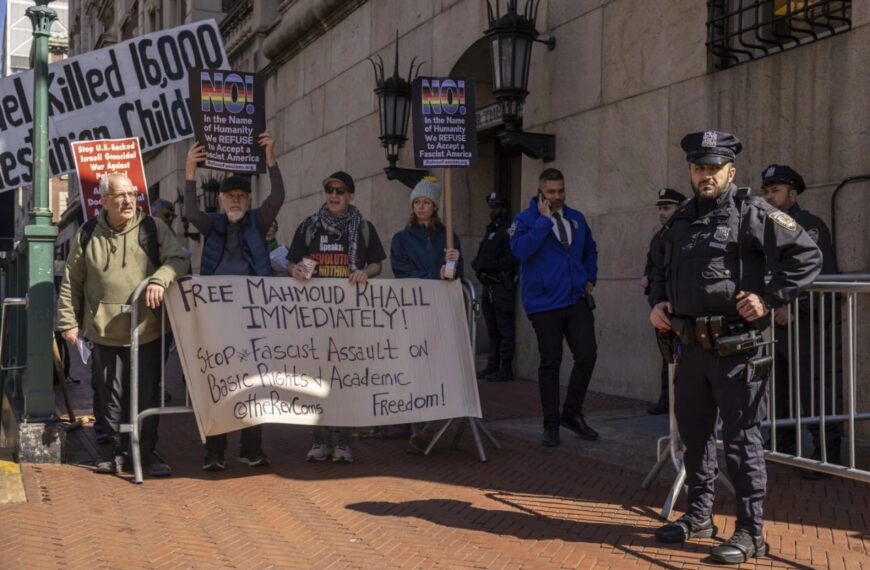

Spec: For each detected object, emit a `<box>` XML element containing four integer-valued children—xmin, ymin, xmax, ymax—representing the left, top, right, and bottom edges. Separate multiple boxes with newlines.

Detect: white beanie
<box><xmin>410</xmin><ymin>176</ymin><xmax>441</xmax><ymax>206</ymax></box>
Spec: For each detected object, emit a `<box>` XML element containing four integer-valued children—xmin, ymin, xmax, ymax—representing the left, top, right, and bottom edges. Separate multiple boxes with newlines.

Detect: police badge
<box><xmin>769</xmin><ymin>210</ymin><xmax>797</xmax><ymax>232</ymax></box>
<box><xmin>508</xmin><ymin>221</ymin><xmax>517</xmax><ymax>237</ymax></box>
<box><xmin>807</xmin><ymin>228</ymin><xmax>819</xmax><ymax>243</ymax></box>
<box><xmin>713</xmin><ymin>226</ymin><xmax>730</xmax><ymax>242</ymax></box>
<box><xmin>701</xmin><ymin>131</ymin><xmax>718</xmax><ymax>148</ymax></box>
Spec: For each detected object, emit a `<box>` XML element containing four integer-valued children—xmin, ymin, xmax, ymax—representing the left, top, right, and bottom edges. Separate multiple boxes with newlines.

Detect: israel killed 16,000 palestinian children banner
<box><xmin>0</xmin><ymin>20</ymin><xmax>228</xmax><ymax>192</ymax></box>
<box><xmin>165</xmin><ymin>276</ymin><xmax>482</xmax><ymax>439</ymax></box>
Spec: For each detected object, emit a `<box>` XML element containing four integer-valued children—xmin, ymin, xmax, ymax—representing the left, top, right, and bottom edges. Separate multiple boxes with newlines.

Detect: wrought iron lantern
<box><xmin>201</xmin><ymin>176</ymin><xmax>221</xmax><ymax>213</ymax></box>
<box><xmin>369</xmin><ymin>33</ymin><xmax>428</xmax><ymax>188</ymax></box>
<box><xmin>485</xmin><ymin>0</ymin><xmax>556</xmax><ymax>161</ymax></box>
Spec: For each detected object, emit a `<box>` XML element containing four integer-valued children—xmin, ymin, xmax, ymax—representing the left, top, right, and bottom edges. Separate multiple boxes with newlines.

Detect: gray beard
<box><xmin>226</xmin><ymin>210</ymin><xmax>244</xmax><ymax>223</ymax></box>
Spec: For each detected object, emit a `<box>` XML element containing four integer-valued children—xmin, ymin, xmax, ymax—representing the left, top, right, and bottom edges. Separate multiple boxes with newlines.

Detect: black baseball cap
<box><xmin>680</xmin><ymin>130</ymin><xmax>743</xmax><ymax>165</ymax></box>
<box><xmin>486</xmin><ymin>192</ymin><xmax>509</xmax><ymax>207</ymax></box>
<box><xmin>322</xmin><ymin>171</ymin><xmax>355</xmax><ymax>193</ymax></box>
<box><xmin>761</xmin><ymin>164</ymin><xmax>806</xmax><ymax>194</ymax></box>
<box><xmin>219</xmin><ymin>174</ymin><xmax>251</xmax><ymax>193</ymax></box>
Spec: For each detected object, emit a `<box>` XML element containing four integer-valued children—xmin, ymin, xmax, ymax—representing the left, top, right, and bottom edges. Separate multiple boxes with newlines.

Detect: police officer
<box><xmin>648</xmin><ymin>131</ymin><xmax>822</xmax><ymax>564</ymax></box>
<box><xmin>472</xmin><ymin>192</ymin><xmax>518</xmax><ymax>382</ymax></box>
<box><xmin>643</xmin><ymin>188</ymin><xmax>687</xmax><ymax>415</ymax></box>
<box><xmin>761</xmin><ymin>164</ymin><xmax>841</xmax><ymax>476</ymax></box>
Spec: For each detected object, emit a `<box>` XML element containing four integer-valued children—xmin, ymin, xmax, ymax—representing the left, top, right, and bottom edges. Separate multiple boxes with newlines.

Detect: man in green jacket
<box><xmin>57</xmin><ymin>172</ymin><xmax>189</xmax><ymax>477</ymax></box>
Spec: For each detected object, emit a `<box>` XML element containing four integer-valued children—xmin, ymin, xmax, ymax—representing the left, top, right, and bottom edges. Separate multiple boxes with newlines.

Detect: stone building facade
<box><xmin>67</xmin><ymin>1</ymin><xmax>870</xmax><ymax>410</ymax></box>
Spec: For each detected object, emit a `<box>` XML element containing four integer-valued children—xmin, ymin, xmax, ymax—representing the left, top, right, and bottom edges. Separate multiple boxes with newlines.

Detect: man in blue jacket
<box><xmin>510</xmin><ymin>168</ymin><xmax>599</xmax><ymax>447</ymax></box>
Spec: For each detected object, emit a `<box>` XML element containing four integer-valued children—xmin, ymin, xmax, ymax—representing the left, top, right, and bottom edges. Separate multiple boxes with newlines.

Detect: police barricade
<box><xmin>122</xmin><ymin>277</ymin><xmax>492</xmax><ymax>484</ymax></box>
<box><xmin>643</xmin><ymin>274</ymin><xmax>870</xmax><ymax>518</ymax></box>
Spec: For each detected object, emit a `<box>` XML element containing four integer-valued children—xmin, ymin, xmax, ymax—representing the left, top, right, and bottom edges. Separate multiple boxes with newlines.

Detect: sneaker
<box><xmin>202</xmin><ymin>452</ymin><xmax>226</xmax><ymax>472</ymax></box>
<box><xmin>239</xmin><ymin>452</ymin><xmax>271</xmax><ymax>467</ymax></box>
<box><xmin>306</xmin><ymin>443</ymin><xmax>332</xmax><ymax>462</ymax></box>
<box><xmin>710</xmin><ymin>529</ymin><xmax>768</xmax><ymax>564</ymax></box>
<box><xmin>332</xmin><ymin>445</ymin><xmax>354</xmax><ymax>462</ymax></box>
<box><xmin>407</xmin><ymin>428</ymin><xmax>435</xmax><ymax>454</ymax></box>
<box><xmin>485</xmin><ymin>370</ymin><xmax>514</xmax><ymax>382</ymax></box>
<box><xmin>476</xmin><ymin>366</ymin><xmax>498</xmax><ymax>380</ymax></box>
<box><xmin>95</xmin><ymin>454</ymin><xmax>125</xmax><ymax>474</ymax></box>
<box><xmin>143</xmin><ymin>452</ymin><xmax>172</xmax><ymax>477</ymax></box>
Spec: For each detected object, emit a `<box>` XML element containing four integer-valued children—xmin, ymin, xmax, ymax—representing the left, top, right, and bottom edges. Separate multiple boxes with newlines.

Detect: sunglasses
<box><xmin>324</xmin><ymin>185</ymin><xmax>348</xmax><ymax>196</ymax></box>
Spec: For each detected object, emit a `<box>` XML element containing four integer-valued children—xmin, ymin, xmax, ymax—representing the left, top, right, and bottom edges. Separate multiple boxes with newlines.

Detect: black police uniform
<box><xmin>644</xmin><ymin>188</ymin><xmax>687</xmax><ymax>414</ymax></box>
<box><xmin>472</xmin><ymin>193</ymin><xmax>518</xmax><ymax>381</ymax></box>
<box><xmin>649</xmin><ymin>132</ymin><xmax>822</xmax><ymax>563</ymax></box>
<box><xmin>762</xmin><ymin>165</ymin><xmax>841</xmax><ymax>459</ymax></box>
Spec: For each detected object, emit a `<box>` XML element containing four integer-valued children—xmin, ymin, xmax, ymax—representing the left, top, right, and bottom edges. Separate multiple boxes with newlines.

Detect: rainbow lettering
<box><xmin>421</xmin><ymin>79</ymin><xmax>466</xmax><ymax>116</ymax></box>
<box><xmin>200</xmin><ymin>71</ymin><xmax>255</xmax><ymax>115</ymax></box>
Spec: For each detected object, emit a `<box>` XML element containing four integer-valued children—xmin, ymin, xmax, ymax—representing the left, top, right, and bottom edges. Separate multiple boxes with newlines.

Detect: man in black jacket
<box><xmin>472</xmin><ymin>193</ymin><xmax>518</xmax><ymax>382</ymax></box>
<box><xmin>642</xmin><ymin>188</ymin><xmax>686</xmax><ymax>414</ymax></box>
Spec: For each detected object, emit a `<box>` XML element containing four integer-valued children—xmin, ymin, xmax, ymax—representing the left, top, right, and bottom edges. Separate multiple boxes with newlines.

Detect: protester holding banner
<box><xmin>184</xmin><ymin>132</ymin><xmax>283</xmax><ymax>471</ymax></box>
<box><xmin>57</xmin><ymin>172</ymin><xmax>189</xmax><ymax>477</ymax></box>
<box><xmin>287</xmin><ymin>170</ymin><xmax>387</xmax><ymax>462</ymax></box>
<box><xmin>390</xmin><ymin>177</ymin><xmax>462</xmax><ymax>453</ymax></box>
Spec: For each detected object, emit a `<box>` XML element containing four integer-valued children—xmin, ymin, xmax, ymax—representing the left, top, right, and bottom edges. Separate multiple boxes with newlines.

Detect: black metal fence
<box><xmin>707</xmin><ymin>0</ymin><xmax>852</xmax><ymax>69</ymax></box>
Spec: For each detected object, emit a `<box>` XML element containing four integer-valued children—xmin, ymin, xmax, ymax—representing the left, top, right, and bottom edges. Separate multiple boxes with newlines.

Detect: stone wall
<box><xmin>216</xmin><ymin>0</ymin><xmax>870</xmax><ymax>409</ymax></box>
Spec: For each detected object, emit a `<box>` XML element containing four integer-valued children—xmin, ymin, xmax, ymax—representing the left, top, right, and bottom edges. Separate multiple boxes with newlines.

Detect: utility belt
<box><xmin>479</xmin><ymin>271</ymin><xmax>516</xmax><ymax>286</ymax></box>
<box><xmin>669</xmin><ymin>315</ymin><xmax>768</xmax><ymax>357</ymax></box>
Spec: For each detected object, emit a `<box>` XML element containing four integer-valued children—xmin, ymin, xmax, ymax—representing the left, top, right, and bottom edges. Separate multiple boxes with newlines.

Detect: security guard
<box><xmin>761</xmin><ymin>164</ymin><xmax>841</xmax><ymax>476</ymax></box>
<box><xmin>643</xmin><ymin>188</ymin><xmax>687</xmax><ymax>415</ymax></box>
<box><xmin>648</xmin><ymin>131</ymin><xmax>822</xmax><ymax>564</ymax></box>
<box><xmin>472</xmin><ymin>192</ymin><xmax>518</xmax><ymax>382</ymax></box>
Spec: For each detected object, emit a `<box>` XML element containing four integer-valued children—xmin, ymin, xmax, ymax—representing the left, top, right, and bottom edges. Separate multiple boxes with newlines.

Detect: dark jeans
<box><xmin>675</xmin><ymin>344</ymin><xmax>769</xmax><ymax>536</ymax></box>
<box><xmin>206</xmin><ymin>426</ymin><xmax>263</xmax><ymax>457</ymax></box>
<box><xmin>481</xmin><ymin>282</ymin><xmax>516</xmax><ymax>372</ymax></box>
<box><xmin>529</xmin><ymin>299</ymin><xmax>597</xmax><ymax>429</ymax></box>
<box><xmin>92</xmin><ymin>339</ymin><xmax>162</xmax><ymax>457</ymax></box>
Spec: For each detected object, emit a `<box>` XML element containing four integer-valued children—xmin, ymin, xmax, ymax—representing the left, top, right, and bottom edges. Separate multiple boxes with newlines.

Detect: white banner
<box><xmin>165</xmin><ymin>276</ymin><xmax>482</xmax><ymax>438</ymax></box>
<box><xmin>0</xmin><ymin>20</ymin><xmax>228</xmax><ymax>192</ymax></box>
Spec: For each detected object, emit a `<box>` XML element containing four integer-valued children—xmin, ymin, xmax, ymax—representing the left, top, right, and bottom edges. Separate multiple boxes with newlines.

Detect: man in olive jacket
<box><xmin>57</xmin><ymin>173</ymin><xmax>189</xmax><ymax>477</ymax></box>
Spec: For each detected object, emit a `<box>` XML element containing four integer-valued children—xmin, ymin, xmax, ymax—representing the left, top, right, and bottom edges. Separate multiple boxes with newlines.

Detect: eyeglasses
<box><xmin>324</xmin><ymin>186</ymin><xmax>348</xmax><ymax>196</ymax></box>
<box><xmin>105</xmin><ymin>191</ymin><xmax>136</xmax><ymax>201</ymax></box>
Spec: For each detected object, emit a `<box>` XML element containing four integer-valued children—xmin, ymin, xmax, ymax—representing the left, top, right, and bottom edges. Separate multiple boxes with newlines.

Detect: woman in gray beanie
<box><xmin>390</xmin><ymin>176</ymin><xmax>462</xmax><ymax>452</ymax></box>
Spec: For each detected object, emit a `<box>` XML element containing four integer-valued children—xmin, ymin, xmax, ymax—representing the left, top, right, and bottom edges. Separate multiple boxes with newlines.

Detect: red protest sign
<box><xmin>71</xmin><ymin>138</ymin><xmax>151</xmax><ymax>221</ymax></box>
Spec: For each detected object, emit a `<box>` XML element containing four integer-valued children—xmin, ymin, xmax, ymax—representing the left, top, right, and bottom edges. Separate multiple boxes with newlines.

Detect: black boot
<box><xmin>476</xmin><ymin>365</ymin><xmax>498</xmax><ymax>380</ymax></box>
<box><xmin>655</xmin><ymin>513</ymin><xmax>717</xmax><ymax>543</ymax></box>
<box><xmin>485</xmin><ymin>369</ymin><xmax>514</xmax><ymax>382</ymax></box>
<box><xmin>710</xmin><ymin>529</ymin><xmax>768</xmax><ymax>564</ymax></box>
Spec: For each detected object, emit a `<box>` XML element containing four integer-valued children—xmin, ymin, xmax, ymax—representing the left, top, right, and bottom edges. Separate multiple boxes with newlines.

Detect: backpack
<box><xmin>79</xmin><ymin>215</ymin><xmax>161</xmax><ymax>268</ymax></box>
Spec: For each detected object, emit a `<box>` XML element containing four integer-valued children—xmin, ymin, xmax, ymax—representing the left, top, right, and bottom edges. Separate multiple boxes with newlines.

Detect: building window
<box><xmin>707</xmin><ymin>0</ymin><xmax>851</xmax><ymax>69</ymax></box>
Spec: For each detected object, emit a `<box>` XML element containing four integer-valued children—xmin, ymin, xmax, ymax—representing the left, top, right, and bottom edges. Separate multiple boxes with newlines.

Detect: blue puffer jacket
<box><xmin>510</xmin><ymin>197</ymin><xmax>597</xmax><ymax>315</ymax></box>
<box><xmin>390</xmin><ymin>223</ymin><xmax>463</xmax><ymax>280</ymax></box>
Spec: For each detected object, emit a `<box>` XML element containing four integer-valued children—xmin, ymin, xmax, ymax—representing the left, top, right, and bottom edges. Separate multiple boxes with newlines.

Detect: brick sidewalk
<box><xmin>0</xmin><ymin>377</ymin><xmax>867</xmax><ymax>569</ymax></box>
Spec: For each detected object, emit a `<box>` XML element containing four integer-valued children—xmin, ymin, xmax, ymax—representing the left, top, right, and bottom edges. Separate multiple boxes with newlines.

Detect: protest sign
<box><xmin>412</xmin><ymin>77</ymin><xmax>477</xmax><ymax>168</ymax></box>
<box><xmin>165</xmin><ymin>276</ymin><xmax>482</xmax><ymax>438</ymax></box>
<box><xmin>0</xmin><ymin>20</ymin><xmax>228</xmax><ymax>192</ymax></box>
<box><xmin>71</xmin><ymin>138</ymin><xmax>149</xmax><ymax>221</ymax></box>
<box><xmin>189</xmin><ymin>69</ymin><xmax>266</xmax><ymax>173</ymax></box>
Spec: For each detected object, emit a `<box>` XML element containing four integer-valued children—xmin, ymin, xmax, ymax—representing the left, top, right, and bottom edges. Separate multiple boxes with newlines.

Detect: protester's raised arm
<box><xmin>184</xmin><ymin>142</ymin><xmax>212</xmax><ymax>235</ymax></box>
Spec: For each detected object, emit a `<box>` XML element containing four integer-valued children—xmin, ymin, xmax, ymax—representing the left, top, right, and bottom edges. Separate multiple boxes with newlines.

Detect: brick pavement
<box><xmin>0</xmin><ymin>376</ymin><xmax>867</xmax><ymax>569</ymax></box>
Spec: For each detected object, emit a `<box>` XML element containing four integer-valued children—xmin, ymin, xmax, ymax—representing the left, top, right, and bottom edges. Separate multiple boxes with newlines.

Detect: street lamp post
<box><xmin>485</xmin><ymin>0</ymin><xmax>556</xmax><ymax>162</ymax></box>
<box><xmin>19</xmin><ymin>0</ymin><xmax>63</xmax><ymax>462</ymax></box>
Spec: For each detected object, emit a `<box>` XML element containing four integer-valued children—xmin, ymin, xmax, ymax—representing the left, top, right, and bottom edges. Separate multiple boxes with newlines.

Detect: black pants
<box><xmin>206</xmin><ymin>426</ymin><xmax>263</xmax><ymax>457</ymax></box>
<box><xmin>772</xmin><ymin>322</ymin><xmax>842</xmax><ymax>450</ymax></box>
<box><xmin>675</xmin><ymin>343</ymin><xmax>768</xmax><ymax>536</ymax></box>
<box><xmin>481</xmin><ymin>282</ymin><xmax>516</xmax><ymax>372</ymax></box>
<box><xmin>656</xmin><ymin>330</ymin><xmax>669</xmax><ymax>399</ymax></box>
<box><xmin>529</xmin><ymin>299</ymin><xmax>597</xmax><ymax>429</ymax></box>
<box><xmin>92</xmin><ymin>339</ymin><xmax>162</xmax><ymax>457</ymax></box>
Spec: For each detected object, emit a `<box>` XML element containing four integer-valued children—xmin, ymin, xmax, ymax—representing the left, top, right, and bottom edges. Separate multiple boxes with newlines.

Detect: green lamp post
<box><xmin>18</xmin><ymin>0</ymin><xmax>62</xmax><ymax>462</ymax></box>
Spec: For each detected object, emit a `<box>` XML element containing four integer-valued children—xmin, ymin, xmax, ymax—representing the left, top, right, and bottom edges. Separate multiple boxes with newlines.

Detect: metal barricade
<box><xmin>123</xmin><ymin>278</ymin><xmax>193</xmax><ymax>484</ymax></box>
<box><xmin>643</xmin><ymin>274</ymin><xmax>870</xmax><ymax>518</ymax></box>
<box><xmin>124</xmin><ymin>277</ymin><xmax>497</xmax><ymax>483</ymax></box>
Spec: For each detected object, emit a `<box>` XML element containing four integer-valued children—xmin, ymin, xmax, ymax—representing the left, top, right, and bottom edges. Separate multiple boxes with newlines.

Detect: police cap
<box><xmin>486</xmin><ymin>192</ymin><xmax>509</xmax><ymax>207</ymax></box>
<box><xmin>680</xmin><ymin>130</ymin><xmax>743</xmax><ymax>165</ymax></box>
<box><xmin>761</xmin><ymin>164</ymin><xmax>806</xmax><ymax>194</ymax></box>
<box><xmin>656</xmin><ymin>188</ymin><xmax>687</xmax><ymax>206</ymax></box>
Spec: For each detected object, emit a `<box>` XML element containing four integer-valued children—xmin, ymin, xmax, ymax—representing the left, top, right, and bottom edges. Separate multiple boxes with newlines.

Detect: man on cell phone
<box><xmin>509</xmin><ymin>168</ymin><xmax>599</xmax><ymax>447</ymax></box>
